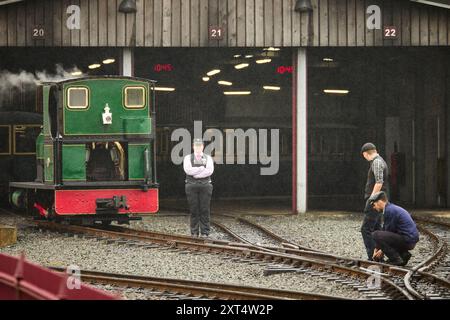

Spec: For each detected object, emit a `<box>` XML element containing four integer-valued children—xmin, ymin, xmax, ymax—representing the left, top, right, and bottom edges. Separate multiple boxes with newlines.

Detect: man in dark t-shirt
<box><xmin>360</xmin><ymin>143</ymin><xmax>390</xmax><ymax>261</ymax></box>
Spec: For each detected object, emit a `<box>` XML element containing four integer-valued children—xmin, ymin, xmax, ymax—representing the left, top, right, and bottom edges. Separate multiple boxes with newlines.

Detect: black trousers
<box><xmin>372</xmin><ymin>231</ymin><xmax>416</xmax><ymax>261</ymax></box>
<box><xmin>185</xmin><ymin>183</ymin><xmax>213</xmax><ymax>236</ymax></box>
<box><xmin>361</xmin><ymin>198</ymin><xmax>382</xmax><ymax>260</ymax></box>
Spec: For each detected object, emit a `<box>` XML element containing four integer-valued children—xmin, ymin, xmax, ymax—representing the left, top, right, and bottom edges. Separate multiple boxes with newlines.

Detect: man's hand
<box><xmin>373</xmin><ymin>249</ymin><xmax>384</xmax><ymax>261</ymax></box>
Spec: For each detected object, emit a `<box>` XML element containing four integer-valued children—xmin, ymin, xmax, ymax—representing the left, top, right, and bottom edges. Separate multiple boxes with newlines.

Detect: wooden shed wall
<box><xmin>0</xmin><ymin>0</ymin><xmax>449</xmax><ymax>47</ymax></box>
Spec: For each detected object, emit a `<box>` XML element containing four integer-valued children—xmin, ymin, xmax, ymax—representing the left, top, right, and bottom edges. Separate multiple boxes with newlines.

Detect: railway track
<box><xmin>4</xmin><ymin>207</ymin><xmax>450</xmax><ymax>300</ymax></box>
<box><xmin>213</xmin><ymin>213</ymin><xmax>450</xmax><ymax>300</ymax></box>
<box><xmin>49</xmin><ymin>267</ymin><xmax>341</xmax><ymax>300</ymax></box>
<box><xmin>30</xmin><ymin>220</ymin><xmax>414</xmax><ymax>300</ymax></box>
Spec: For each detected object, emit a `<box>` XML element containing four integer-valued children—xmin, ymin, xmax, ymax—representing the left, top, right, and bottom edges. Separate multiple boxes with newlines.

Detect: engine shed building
<box><xmin>0</xmin><ymin>0</ymin><xmax>449</xmax><ymax>213</ymax></box>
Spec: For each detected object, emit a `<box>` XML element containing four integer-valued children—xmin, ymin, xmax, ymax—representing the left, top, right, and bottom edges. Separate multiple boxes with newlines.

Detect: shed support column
<box><xmin>294</xmin><ymin>48</ymin><xmax>308</xmax><ymax>214</ymax></box>
<box><xmin>121</xmin><ymin>48</ymin><xmax>134</xmax><ymax>77</ymax></box>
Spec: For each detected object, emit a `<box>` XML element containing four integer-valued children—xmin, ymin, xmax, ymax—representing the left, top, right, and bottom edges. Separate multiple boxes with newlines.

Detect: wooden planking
<box><xmin>25</xmin><ymin>0</ymin><xmax>35</xmax><ymax>46</ymax></box>
<box><xmin>264</xmin><ymin>0</ymin><xmax>273</xmax><ymax>46</ymax></box>
<box><xmin>402</xmin><ymin>0</ymin><xmax>411</xmax><ymax>46</ymax></box>
<box><xmin>273</xmin><ymin>0</ymin><xmax>283</xmax><ymax>46</ymax></box>
<box><xmin>52</xmin><ymin>0</ymin><xmax>62</xmax><ymax>46</ymax></box>
<box><xmin>319</xmin><ymin>0</ymin><xmax>329</xmax><ymax>46</ymax></box>
<box><xmin>107</xmin><ymin>0</ymin><xmax>117</xmax><ymax>46</ymax></box>
<box><xmin>69</xmin><ymin>0</ymin><xmax>80</xmax><ymax>47</ymax></box>
<box><xmin>355</xmin><ymin>0</ymin><xmax>365</xmax><ymax>46</ymax></box>
<box><xmin>90</xmin><ymin>0</ymin><xmax>99</xmax><ymax>47</ymax></box>
<box><xmin>328</xmin><ymin>0</ymin><xmax>338</xmax><ymax>46</ymax></box>
<box><xmin>98</xmin><ymin>0</ymin><xmax>109</xmax><ymax>46</ymax></box>
<box><xmin>347</xmin><ymin>0</ymin><xmax>356</xmax><ymax>47</ymax></box>
<box><xmin>365</xmin><ymin>0</ymin><xmax>374</xmax><ymax>47</ymax></box>
<box><xmin>420</xmin><ymin>4</ymin><xmax>429</xmax><ymax>46</ymax></box>
<box><xmin>236</xmin><ymin>0</ymin><xmax>245</xmax><ymax>46</ymax></box>
<box><xmin>438</xmin><ymin>9</ymin><xmax>447</xmax><ymax>45</ymax></box>
<box><xmin>125</xmin><ymin>3</ymin><xmax>136</xmax><ymax>46</ymax></box>
<box><xmin>43</xmin><ymin>0</ymin><xmax>54</xmax><ymax>47</ymax></box>
<box><xmin>337</xmin><ymin>0</ymin><xmax>347</xmax><ymax>46</ymax></box>
<box><xmin>199</xmin><ymin>0</ymin><xmax>208</xmax><ymax>46</ymax></box>
<box><xmin>208</xmin><ymin>0</ymin><xmax>218</xmax><ymax>46</ymax></box>
<box><xmin>191</xmin><ymin>0</ymin><xmax>200</xmax><ymax>46</ymax></box>
<box><xmin>373</xmin><ymin>0</ymin><xmax>383</xmax><ymax>46</ymax></box>
<box><xmin>0</xmin><ymin>7</ymin><xmax>6</xmax><ymax>47</ymax></box>
<box><xmin>291</xmin><ymin>0</ymin><xmax>299</xmax><ymax>46</ymax></box>
<box><xmin>218</xmin><ymin>0</ymin><xmax>228</xmax><ymax>47</ymax></box>
<box><xmin>171</xmin><ymin>0</ymin><xmax>181</xmax><ymax>46</ymax></box>
<box><xmin>392</xmin><ymin>0</ymin><xmax>402</xmax><ymax>46</ymax></box>
<box><xmin>16</xmin><ymin>2</ymin><xmax>26</xmax><ymax>46</ymax></box>
<box><xmin>311</xmin><ymin>0</ymin><xmax>319</xmax><ymax>46</ymax></box>
<box><xmin>300</xmin><ymin>10</ymin><xmax>309</xmax><ymax>46</ymax></box>
<box><xmin>153</xmin><ymin>0</ymin><xmax>162</xmax><ymax>46</ymax></box>
<box><xmin>382</xmin><ymin>0</ymin><xmax>393</xmax><ymax>47</ymax></box>
<box><xmin>246</xmin><ymin>0</ymin><xmax>255</xmax><ymax>47</ymax></box>
<box><xmin>429</xmin><ymin>7</ymin><xmax>439</xmax><ymax>46</ymax></box>
<box><xmin>144</xmin><ymin>0</ymin><xmax>154</xmax><ymax>46</ymax></box>
<box><xmin>227</xmin><ymin>0</ymin><xmax>237</xmax><ymax>46</ymax></box>
<box><xmin>181</xmin><ymin>0</ymin><xmax>191</xmax><ymax>46</ymax></box>
<box><xmin>282</xmin><ymin>0</ymin><xmax>292</xmax><ymax>46</ymax></box>
<box><xmin>0</xmin><ymin>0</ymin><xmax>450</xmax><ymax>48</ymax></box>
<box><xmin>411</xmin><ymin>3</ymin><xmax>421</xmax><ymax>46</ymax></box>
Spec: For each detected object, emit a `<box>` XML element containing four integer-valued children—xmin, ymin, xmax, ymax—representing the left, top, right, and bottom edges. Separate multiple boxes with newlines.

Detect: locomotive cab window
<box><xmin>14</xmin><ymin>125</ymin><xmax>41</xmax><ymax>155</ymax></box>
<box><xmin>124</xmin><ymin>87</ymin><xmax>145</xmax><ymax>109</ymax></box>
<box><xmin>0</xmin><ymin>126</ymin><xmax>11</xmax><ymax>155</ymax></box>
<box><xmin>67</xmin><ymin>87</ymin><xmax>89</xmax><ymax>109</ymax></box>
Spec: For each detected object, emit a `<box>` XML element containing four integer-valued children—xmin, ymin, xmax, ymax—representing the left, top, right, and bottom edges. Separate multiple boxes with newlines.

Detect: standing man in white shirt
<box><xmin>183</xmin><ymin>138</ymin><xmax>214</xmax><ymax>237</ymax></box>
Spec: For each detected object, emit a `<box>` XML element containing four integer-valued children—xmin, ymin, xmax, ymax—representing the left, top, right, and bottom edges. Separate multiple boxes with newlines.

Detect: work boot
<box><xmin>386</xmin><ymin>258</ymin><xmax>404</xmax><ymax>266</ymax></box>
<box><xmin>400</xmin><ymin>252</ymin><xmax>412</xmax><ymax>266</ymax></box>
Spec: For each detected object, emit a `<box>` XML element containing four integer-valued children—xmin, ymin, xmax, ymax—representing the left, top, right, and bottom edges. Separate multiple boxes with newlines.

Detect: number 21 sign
<box><xmin>209</xmin><ymin>26</ymin><xmax>224</xmax><ymax>40</ymax></box>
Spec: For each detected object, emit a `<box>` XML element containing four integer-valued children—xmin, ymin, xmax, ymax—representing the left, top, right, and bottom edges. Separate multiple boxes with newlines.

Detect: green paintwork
<box><xmin>42</xmin><ymin>85</ymin><xmax>51</xmax><ymax>137</ymax></box>
<box><xmin>43</xmin><ymin>145</ymin><xmax>54</xmax><ymax>183</ymax></box>
<box><xmin>62</xmin><ymin>145</ymin><xmax>86</xmax><ymax>181</ymax></box>
<box><xmin>36</xmin><ymin>131</ymin><xmax>44</xmax><ymax>160</ymax></box>
<box><xmin>62</xmin><ymin>79</ymin><xmax>152</xmax><ymax>136</ymax></box>
<box><xmin>128</xmin><ymin>144</ymin><xmax>151</xmax><ymax>180</ymax></box>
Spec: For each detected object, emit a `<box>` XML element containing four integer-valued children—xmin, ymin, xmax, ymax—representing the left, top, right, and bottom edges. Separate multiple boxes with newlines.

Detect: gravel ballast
<box><xmin>1</xmin><ymin>227</ymin><xmax>365</xmax><ymax>300</ymax></box>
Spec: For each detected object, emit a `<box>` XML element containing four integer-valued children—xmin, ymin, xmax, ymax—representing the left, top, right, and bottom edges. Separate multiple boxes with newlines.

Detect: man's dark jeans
<box><xmin>372</xmin><ymin>231</ymin><xmax>416</xmax><ymax>262</ymax></box>
<box><xmin>186</xmin><ymin>183</ymin><xmax>213</xmax><ymax>236</ymax></box>
<box><xmin>361</xmin><ymin>198</ymin><xmax>382</xmax><ymax>260</ymax></box>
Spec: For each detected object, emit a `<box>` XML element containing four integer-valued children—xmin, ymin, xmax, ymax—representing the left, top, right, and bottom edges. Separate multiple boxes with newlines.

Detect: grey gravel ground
<box><xmin>0</xmin><ymin>227</ymin><xmax>364</xmax><ymax>299</ymax></box>
<box><xmin>245</xmin><ymin>212</ymin><xmax>434</xmax><ymax>267</ymax></box>
<box><xmin>131</xmin><ymin>212</ymin><xmax>434</xmax><ymax>267</ymax></box>
<box><xmin>130</xmin><ymin>215</ymin><xmax>234</xmax><ymax>242</ymax></box>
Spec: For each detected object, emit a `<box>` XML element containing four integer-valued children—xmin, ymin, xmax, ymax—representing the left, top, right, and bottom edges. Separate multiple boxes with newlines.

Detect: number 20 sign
<box><xmin>383</xmin><ymin>26</ymin><xmax>398</xmax><ymax>39</ymax></box>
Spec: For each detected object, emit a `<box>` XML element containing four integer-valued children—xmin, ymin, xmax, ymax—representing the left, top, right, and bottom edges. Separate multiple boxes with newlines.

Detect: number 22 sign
<box><xmin>383</xmin><ymin>26</ymin><xmax>398</xmax><ymax>39</ymax></box>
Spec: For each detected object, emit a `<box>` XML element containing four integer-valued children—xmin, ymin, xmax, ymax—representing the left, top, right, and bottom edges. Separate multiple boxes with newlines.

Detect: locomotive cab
<box><xmin>9</xmin><ymin>76</ymin><xmax>159</xmax><ymax>225</ymax></box>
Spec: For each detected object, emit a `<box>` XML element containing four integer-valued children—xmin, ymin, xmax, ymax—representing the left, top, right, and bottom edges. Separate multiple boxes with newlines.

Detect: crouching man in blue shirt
<box><xmin>369</xmin><ymin>191</ymin><xmax>419</xmax><ymax>266</ymax></box>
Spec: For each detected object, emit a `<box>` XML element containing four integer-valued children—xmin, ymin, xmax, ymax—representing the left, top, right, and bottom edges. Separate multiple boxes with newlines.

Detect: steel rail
<box><xmin>49</xmin><ymin>267</ymin><xmax>343</xmax><ymax>300</ymax></box>
<box><xmin>32</xmin><ymin>220</ymin><xmax>413</xmax><ymax>300</ymax></box>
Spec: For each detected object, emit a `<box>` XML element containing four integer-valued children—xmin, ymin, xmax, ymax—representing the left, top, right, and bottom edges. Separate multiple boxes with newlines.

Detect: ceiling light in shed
<box><xmin>323</xmin><ymin>89</ymin><xmax>349</xmax><ymax>95</ymax></box>
<box><xmin>234</xmin><ymin>63</ymin><xmax>249</xmax><ymax>70</ymax></box>
<box><xmin>256</xmin><ymin>59</ymin><xmax>272</xmax><ymax>64</ymax></box>
<box><xmin>218</xmin><ymin>81</ymin><xmax>233</xmax><ymax>86</ymax></box>
<box><xmin>263</xmin><ymin>86</ymin><xmax>281</xmax><ymax>91</ymax></box>
<box><xmin>88</xmin><ymin>64</ymin><xmax>101</xmax><ymax>69</ymax></box>
<box><xmin>224</xmin><ymin>91</ymin><xmax>251</xmax><ymax>96</ymax></box>
<box><xmin>207</xmin><ymin>69</ymin><xmax>221</xmax><ymax>76</ymax></box>
<box><xmin>103</xmin><ymin>58</ymin><xmax>116</xmax><ymax>64</ymax></box>
<box><xmin>152</xmin><ymin>87</ymin><xmax>176</xmax><ymax>92</ymax></box>
<box><xmin>202</xmin><ymin>77</ymin><xmax>210</xmax><ymax>82</ymax></box>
